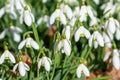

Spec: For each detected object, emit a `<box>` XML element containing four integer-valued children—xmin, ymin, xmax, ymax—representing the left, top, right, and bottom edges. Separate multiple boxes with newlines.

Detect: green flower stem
<box><xmin>46</xmin><ymin>72</ymin><xmax>50</xmax><ymax>80</ymax></box>
<box><xmin>85</xmin><ymin>47</ymin><xmax>92</xmax><ymax>59</ymax></box>
<box><xmin>32</xmin><ymin>23</ymin><xmax>41</xmax><ymax>48</ymax></box>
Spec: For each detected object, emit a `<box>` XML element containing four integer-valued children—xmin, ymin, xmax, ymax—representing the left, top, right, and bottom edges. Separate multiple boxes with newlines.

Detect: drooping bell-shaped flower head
<box><xmin>76</xmin><ymin>59</ymin><xmax>90</xmax><ymax>78</ymax></box>
<box><xmin>54</xmin><ymin>35</ymin><xmax>71</xmax><ymax>56</ymax></box>
<box><xmin>0</xmin><ymin>23</ymin><xmax>22</xmax><ymax>42</ymax></box>
<box><xmin>38</xmin><ymin>55</ymin><xmax>52</xmax><ymax>71</ymax></box>
<box><xmin>18</xmin><ymin>35</ymin><xmax>39</xmax><ymax>50</ymax></box>
<box><xmin>13</xmin><ymin>56</ymin><xmax>30</xmax><ymax>76</ymax></box>
<box><xmin>50</xmin><ymin>5</ymin><xmax>66</xmax><ymax>25</ymax></box>
<box><xmin>0</xmin><ymin>44</ymin><xmax>16</xmax><ymax>64</ymax></box>
<box><xmin>89</xmin><ymin>31</ymin><xmax>104</xmax><ymax>48</ymax></box>
<box><xmin>74</xmin><ymin>23</ymin><xmax>90</xmax><ymax>42</ymax></box>
<box><xmin>20</xmin><ymin>5</ymin><xmax>35</xmax><ymax>26</ymax></box>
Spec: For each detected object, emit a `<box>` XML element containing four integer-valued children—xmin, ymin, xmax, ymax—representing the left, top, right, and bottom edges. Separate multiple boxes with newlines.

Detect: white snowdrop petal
<box><xmin>108</xmin><ymin>18</ymin><xmax>115</xmax><ymax>34</ymax></box>
<box><xmin>24</xmin><ymin>63</ymin><xmax>30</xmax><ymax>71</ymax></box>
<box><xmin>37</xmin><ymin>17</ymin><xmax>43</xmax><ymax>26</ymax></box>
<box><xmin>84</xmin><ymin>27</ymin><xmax>90</xmax><ymax>39</ymax></box>
<box><xmin>8</xmin><ymin>51</ymin><xmax>16</xmax><ymax>63</ymax></box>
<box><xmin>113</xmin><ymin>54</ymin><xmax>120</xmax><ymax>70</ymax></box>
<box><xmin>87</xmin><ymin>6</ymin><xmax>94</xmax><ymax>19</ymax></box>
<box><xmin>89</xmin><ymin>35</ymin><xmax>93</xmax><ymax>47</ymax></box>
<box><xmin>50</xmin><ymin>12</ymin><xmax>56</xmax><ymax>25</ymax></box>
<box><xmin>13</xmin><ymin>64</ymin><xmax>18</xmax><ymax>71</ymax></box>
<box><xmin>44</xmin><ymin>60</ymin><xmax>50</xmax><ymax>71</ymax></box>
<box><xmin>0</xmin><ymin>7</ymin><xmax>5</xmax><ymax>18</ymax></box>
<box><xmin>57</xmin><ymin>41</ymin><xmax>62</xmax><ymax>51</ymax></box>
<box><xmin>94</xmin><ymin>41</ymin><xmax>98</xmax><ymax>49</ymax></box>
<box><xmin>76</xmin><ymin>65</ymin><xmax>82</xmax><ymax>78</ymax></box>
<box><xmin>96</xmin><ymin>33</ymin><xmax>104</xmax><ymax>47</ymax></box>
<box><xmin>116</xmin><ymin>29</ymin><xmax>120</xmax><ymax>40</ymax></box>
<box><xmin>63</xmin><ymin>40</ymin><xmax>71</xmax><ymax>56</ymax></box>
<box><xmin>13</xmin><ymin>32</ymin><xmax>21</xmax><ymax>42</ymax></box>
<box><xmin>47</xmin><ymin>58</ymin><xmax>52</xmax><ymax>64</ymax></box>
<box><xmin>20</xmin><ymin>14</ymin><xmax>23</xmax><ymax>24</ymax></box>
<box><xmin>24</xmin><ymin>11</ymin><xmax>33</xmax><ymax>26</ymax></box>
<box><xmin>65</xmin><ymin>5</ymin><xmax>73</xmax><ymax>19</ymax></box>
<box><xmin>19</xmin><ymin>62</ymin><xmax>26</xmax><ymax>76</ymax></box>
<box><xmin>82</xmin><ymin>64</ymin><xmax>90</xmax><ymax>76</ymax></box>
<box><xmin>62</xmin><ymin>26</ymin><xmax>70</xmax><ymax>40</ymax></box>
<box><xmin>38</xmin><ymin>59</ymin><xmax>42</xmax><ymax>69</ymax></box>
<box><xmin>30</xmin><ymin>39</ymin><xmax>39</xmax><ymax>50</ymax></box>
<box><xmin>18</xmin><ymin>40</ymin><xmax>26</xmax><ymax>49</ymax></box>
<box><xmin>0</xmin><ymin>53</ymin><xmax>5</xmax><ymax>64</ymax></box>
<box><xmin>74</xmin><ymin>28</ymin><xmax>81</xmax><ymax>42</ymax></box>
<box><xmin>103</xmin><ymin>52</ymin><xmax>111</xmax><ymax>61</ymax></box>
<box><xmin>14</xmin><ymin>27</ymin><xmax>23</xmax><ymax>33</ymax></box>
<box><xmin>60</xmin><ymin>12</ymin><xmax>66</xmax><ymax>25</ymax></box>
<box><xmin>0</xmin><ymin>29</ymin><xmax>7</xmax><ymax>39</ymax></box>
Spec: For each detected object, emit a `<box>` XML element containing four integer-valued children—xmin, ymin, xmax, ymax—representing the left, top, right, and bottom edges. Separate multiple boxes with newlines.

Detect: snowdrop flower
<box><xmin>74</xmin><ymin>25</ymin><xmax>90</xmax><ymax>42</ymax></box>
<box><xmin>20</xmin><ymin>6</ymin><xmax>35</xmax><ymax>26</ymax></box>
<box><xmin>101</xmin><ymin>1</ymin><xmax>116</xmax><ymax>18</ymax></box>
<box><xmin>64</xmin><ymin>0</ymin><xmax>78</xmax><ymax>5</ymax></box>
<box><xmin>37</xmin><ymin>15</ymin><xmax>50</xmax><ymax>27</ymax></box>
<box><xmin>42</xmin><ymin>0</ymin><xmax>47</xmax><ymax>3</ymax></box>
<box><xmin>104</xmin><ymin>49</ymin><xmax>120</xmax><ymax>70</ymax></box>
<box><xmin>89</xmin><ymin>17</ymin><xmax>99</xmax><ymax>26</ymax></box>
<box><xmin>0</xmin><ymin>0</ymin><xmax>17</xmax><ymax>19</ymax></box>
<box><xmin>73</xmin><ymin>6</ymin><xmax>80</xmax><ymax>17</ymax></box>
<box><xmin>79</xmin><ymin>2</ymin><xmax>95</xmax><ymax>22</ymax></box>
<box><xmin>89</xmin><ymin>31</ymin><xmax>104</xmax><ymax>48</ymax></box>
<box><xmin>93</xmin><ymin>0</ymin><xmax>99</xmax><ymax>4</ymax></box>
<box><xmin>38</xmin><ymin>56</ymin><xmax>52</xmax><ymax>71</ymax></box>
<box><xmin>76</xmin><ymin>64</ymin><xmax>90</xmax><ymax>78</ymax></box>
<box><xmin>50</xmin><ymin>8</ymin><xmax>66</xmax><ymax>25</ymax></box>
<box><xmin>14</xmin><ymin>0</ymin><xmax>26</xmax><ymax>14</ymax></box>
<box><xmin>60</xmin><ymin>4</ymin><xmax>73</xmax><ymax>20</ymax></box>
<box><xmin>54</xmin><ymin>36</ymin><xmax>71</xmax><ymax>56</ymax></box>
<box><xmin>0</xmin><ymin>46</ymin><xmax>16</xmax><ymax>64</ymax></box>
<box><xmin>0</xmin><ymin>25</ymin><xmax>22</xmax><ymax>42</ymax></box>
<box><xmin>13</xmin><ymin>61</ymin><xmax>30</xmax><ymax>76</ymax></box>
<box><xmin>104</xmin><ymin>17</ymin><xmax>120</xmax><ymax>34</ymax></box>
<box><xmin>18</xmin><ymin>36</ymin><xmax>39</xmax><ymax>50</ymax></box>
<box><xmin>102</xmin><ymin>32</ymin><xmax>112</xmax><ymax>48</ymax></box>
<box><xmin>62</xmin><ymin>25</ymin><xmax>71</xmax><ymax>40</ymax></box>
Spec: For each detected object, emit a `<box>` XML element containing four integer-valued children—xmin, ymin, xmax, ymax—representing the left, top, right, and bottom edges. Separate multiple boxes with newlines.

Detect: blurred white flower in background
<box><xmin>13</xmin><ymin>61</ymin><xmax>30</xmax><ymax>76</ymax></box>
<box><xmin>101</xmin><ymin>1</ymin><xmax>116</xmax><ymax>18</ymax></box>
<box><xmin>89</xmin><ymin>31</ymin><xmax>104</xmax><ymax>48</ymax></box>
<box><xmin>93</xmin><ymin>0</ymin><xmax>100</xmax><ymax>4</ymax></box>
<box><xmin>38</xmin><ymin>56</ymin><xmax>52</xmax><ymax>71</ymax></box>
<box><xmin>76</xmin><ymin>64</ymin><xmax>90</xmax><ymax>78</ymax></box>
<box><xmin>18</xmin><ymin>37</ymin><xmax>39</xmax><ymax>50</ymax></box>
<box><xmin>0</xmin><ymin>0</ymin><xmax>17</xmax><ymax>19</ymax></box>
<box><xmin>0</xmin><ymin>25</ymin><xmax>22</xmax><ymax>42</ymax></box>
<box><xmin>37</xmin><ymin>15</ymin><xmax>50</xmax><ymax>27</ymax></box>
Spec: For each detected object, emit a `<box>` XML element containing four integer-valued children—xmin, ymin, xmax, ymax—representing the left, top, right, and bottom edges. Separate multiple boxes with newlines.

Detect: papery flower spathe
<box><xmin>0</xmin><ymin>25</ymin><xmax>22</xmax><ymax>42</ymax></box>
<box><xmin>20</xmin><ymin>6</ymin><xmax>35</xmax><ymax>26</ymax></box>
<box><xmin>0</xmin><ymin>46</ymin><xmax>16</xmax><ymax>64</ymax></box>
<box><xmin>18</xmin><ymin>36</ymin><xmax>39</xmax><ymax>50</ymax></box>
<box><xmin>50</xmin><ymin>8</ymin><xmax>66</xmax><ymax>25</ymax></box>
<box><xmin>89</xmin><ymin>31</ymin><xmax>104</xmax><ymax>48</ymax></box>
<box><xmin>13</xmin><ymin>61</ymin><xmax>30</xmax><ymax>76</ymax></box>
<box><xmin>104</xmin><ymin>49</ymin><xmax>120</xmax><ymax>70</ymax></box>
<box><xmin>74</xmin><ymin>26</ymin><xmax>90</xmax><ymax>42</ymax></box>
<box><xmin>55</xmin><ymin>36</ymin><xmax>71</xmax><ymax>56</ymax></box>
<box><xmin>38</xmin><ymin>56</ymin><xmax>52</xmax><ymax>71</ymax></box>
<box><xmin>76</xmin><ymin>64</ymin><xmax>90</xmax><ymax>78</ymax></box>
